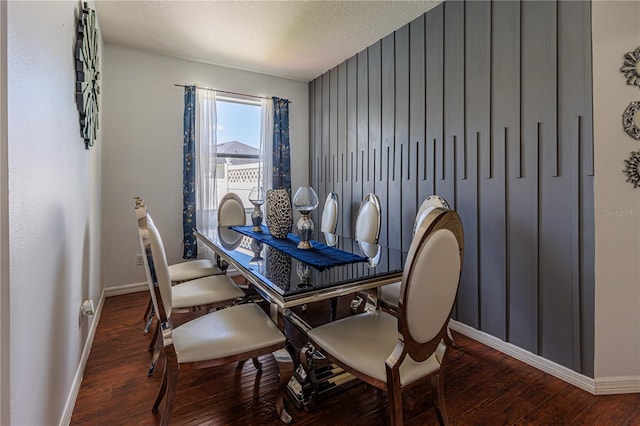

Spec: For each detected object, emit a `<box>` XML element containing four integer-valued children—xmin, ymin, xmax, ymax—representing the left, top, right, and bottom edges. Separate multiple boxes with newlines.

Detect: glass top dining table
<box><xmin>194</xmin><ymin>227</ymin><xmax>407</xmax><ymax>311</ymax></box>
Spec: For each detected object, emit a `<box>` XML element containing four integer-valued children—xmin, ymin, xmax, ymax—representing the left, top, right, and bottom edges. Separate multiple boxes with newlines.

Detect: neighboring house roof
<box><xmin>215</xmin><ymin>140</ymin><xmax>260</xmax><ymax>166</ymax></box>
<box><xmin>217</xmin><ymin>140</ymin><xmax>260</xmax><ymax>157</ymax></box>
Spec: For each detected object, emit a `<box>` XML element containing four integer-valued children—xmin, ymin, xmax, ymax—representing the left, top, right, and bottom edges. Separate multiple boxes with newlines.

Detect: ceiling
<box><xmin>95</xmin><ymin>0</ymin><xmax>442</xmax><ymax>82</ymax></box>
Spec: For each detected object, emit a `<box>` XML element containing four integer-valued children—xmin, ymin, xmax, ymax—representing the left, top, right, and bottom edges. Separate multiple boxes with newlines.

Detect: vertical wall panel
<box><xmin>337</xmin><ymin>63</ymin><xmax>347</xmax><ymax>237</ymax></box>
<box><xmin>463</xmin><ymin>0</ymin><xmax>490</xmax><ymax>334</ymax></box>
<box><xmin>557</xmin><ymin>0</ymin><xmax>593</xmax><ymax>374</ymax></box>
<box><xmin>308</xmin><ymin>0</ymin><xmax>594</xmax><ymax>376</ymax></box>
<box><xmin>321</xmin><ymin>73</ymin><xmax>330</xmax><ymax>214</ymax></box>
<box><xmin>314</xmin><ymin>78</ymin><xmax>324</xmax><ymax>226</ymax></box>
<box><xmin>577</xmin><ymin>2</ymin><xmax>594</xmax><ymax>379</ymax></box>
<box><xmin>425</xmin><ymin>5</ymin><xmax>444</xmax><ymax>213</ymax></box>
<box><xmin>442</xmin><ymin>1</ymin><xmax>462</xmax><ymax>208</ymax></box>
<box><xmin>329</xmin><ymin>67</ymin><xmax>338</xmax><ymax>200</ymax></box>
<box><xmin>408</xmin><ymin>15</ymin><xmax>425</xmax><ymax>251</ymax></box>
<box><xmin>309</xmin><ymin>78</ymin><xmax>317</xmax><ymax>225</ymax></box>
<box><xmin>490</xmin><ymin>0</ymin><xmax>519</xmax><ymax>342</ymax></box>
<box><xmin>534</xmin><ymin>0</ymin><xmax>572</xmax><ymax>367</ymax></box>
<box><xmin>507</xmin><ymin>0</ymin><xmax>543</xmax><ymax>354</ymax></box>
<box><xmin>445</xmin><ymin>1</ymin><xmax>476</xmax><ymax>326</ymax></box>
<box><xmin>345</xmin><ymin>56</ymin><xmax>358</xmax><ymax>239</ymax></box>
<box><xmin>367</xmin><ymin>42</ymin><xmax>381</xmax><ymax>199</ymax></box>
<box><xmin>355</xmin><ymin>50</ymin><xmax>368</xmax><ymax>228</ymax></box>
<box><xmin>380</xmin><ymin>33</ymin><xmax>395</xmax><ymax>249</ymax></box>
<box><xmin>394</xmin><ymin>25</ymin><xmax>409</xmax><ymax>251</ymax></box>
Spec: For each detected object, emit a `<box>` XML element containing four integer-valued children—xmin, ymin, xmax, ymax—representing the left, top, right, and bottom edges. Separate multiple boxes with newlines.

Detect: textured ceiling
<box><xmin>95</xmin><ymin>0</ymin><xmax>441</xmax><ymax>82</ymax></box>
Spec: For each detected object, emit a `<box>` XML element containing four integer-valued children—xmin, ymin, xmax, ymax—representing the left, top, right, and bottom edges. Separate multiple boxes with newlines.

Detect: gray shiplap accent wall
<box><xmin>308</xmin><ymin>0</ymin><xmax>594</xmax><ymax>376</ymax></box>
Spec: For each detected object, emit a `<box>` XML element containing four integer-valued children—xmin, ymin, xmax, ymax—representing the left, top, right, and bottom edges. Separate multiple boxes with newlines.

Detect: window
<box><xmin>195</xmin><ymin>91</ymin><xmax>272</xmax><ymax>229</ymax></box>
<box><xmin>214</xmin><ymin>96</ymin><xmax>262</xmax><ymax>209</ymax></box>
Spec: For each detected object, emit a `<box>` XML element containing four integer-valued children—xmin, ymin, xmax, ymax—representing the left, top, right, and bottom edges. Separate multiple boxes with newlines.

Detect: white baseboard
<box><xmin>449</xmin><ymin>320</ymin><xmax>597</xmax><ymax>394</ymax></box>
<box><xmin>104</xmin><ymin>281</ymin><xmax>148</xmax><ymax>297</ymax></box>
<box><xmin>595</xmin><ymin>376</ymin><xmax>640</xmax><ymax>395</ymax></box>
<box><xmin>59</xmin><ymin>282</ymin><xmax>148</xmax><ymax>425</ymax></box>
<box><xmin>450</xmin><ymin>320</ymin><xmax>640</xmax><ymax>395</ymax></box>
<box><xmin>59</xmin><ymin>289</ymin><xmax>106</xmax><ymax>426</ymax></box>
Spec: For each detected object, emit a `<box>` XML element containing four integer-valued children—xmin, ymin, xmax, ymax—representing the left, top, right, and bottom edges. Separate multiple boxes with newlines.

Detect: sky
<box><xmin>216</xmin><ymin>100</ymin><xmax>261</xmax><ymax>148</ymax></box>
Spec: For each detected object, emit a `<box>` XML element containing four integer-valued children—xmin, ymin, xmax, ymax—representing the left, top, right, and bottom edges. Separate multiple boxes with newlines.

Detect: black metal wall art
<box><xmin>75</xmin><ymin>2</ymin><xmax>100</xmax><ymax>149</ymax></box>
<box><xmin>622</xmin><ymin>101</ymin><xmax>640</xmax><ymax>140</ymax></box>
<box><xmin>621</xmin><ymin>47</ymin><xmax>640</xmax><ymax>88</ymax></box>
<box><xmin>623</xmin><ymin>151</ymin><xmax>640</xmax><ymax>188</ymax></box>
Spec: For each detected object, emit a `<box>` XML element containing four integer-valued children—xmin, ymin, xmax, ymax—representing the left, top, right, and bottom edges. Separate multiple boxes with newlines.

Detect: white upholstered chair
<box><xmin>136</xmin><ymin>204</ymin><xmax>293</xmax><ymax>425</ymax></box>
<box><xmin>304</xmin><ymin>208</ymin><xmax>464</xmax><ymax>426</ymax></box>
<box><xmin>348</xmin><ymin>193</ymin><xmax>383</xmax><ymax>313</ymax></box>
<box><xmin>134</xmin><ymin>197</ymin><xmax>222</xmax><ymax>335</ymax></box>
<box><xmin>216</xmin><ymin>192</ymin><xmax>249</xmax><ymax>278</ymax></box>
<box><xmin>320</xmin><ymin>192</ymin><xmax>339</xmax><ymax>246</ymax></box>
<box><xmin>135</xmin><ymin>198</ymin><xmax>223</xmax><ymax>283</ymax></box>
<box><xmin>355</xmin><ymin>193</ymin><xmax>382</xmax><ymax>244</ymax></box>
<box><xmin>134</xmin><ymin>201</ymin><xmax>246</xmax><ymax>376</ymax></box>
<box><xmin>218</xmin><ymin>192</ymin><xmax>246</xmax><ymax>227</ymax></box>
<box><xmin>378</xmin><ymin>195</ymin><xmax>450</xmax><ymax>309</ymax></box>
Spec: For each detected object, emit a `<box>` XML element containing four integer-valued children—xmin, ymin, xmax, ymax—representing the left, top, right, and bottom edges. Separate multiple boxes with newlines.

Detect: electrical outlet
<box><xmin>136</xmin><ymin>254</ymin><xmax>144</xmax><ymax>266</ymax></box>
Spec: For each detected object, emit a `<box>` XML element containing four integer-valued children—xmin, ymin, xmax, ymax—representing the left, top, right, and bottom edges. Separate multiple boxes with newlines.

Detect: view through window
<box><xmin>214</xmin><ymin>96</ymin><xmax>263</xmax><ymax>211</ymax></box>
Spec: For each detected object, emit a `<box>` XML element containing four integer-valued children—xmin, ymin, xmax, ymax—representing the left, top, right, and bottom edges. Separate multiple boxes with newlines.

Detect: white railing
<box><xmin>216</xmin><ymin>161</ymin><xmax>263</xmax><ymax>208</ymax></box>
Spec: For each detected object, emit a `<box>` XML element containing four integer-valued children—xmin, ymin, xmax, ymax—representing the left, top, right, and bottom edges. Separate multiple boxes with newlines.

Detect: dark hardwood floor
<box><xmin>71</xmin><ymin>290</ymin><xmax>640</xmax><ymax>425</ymax></box>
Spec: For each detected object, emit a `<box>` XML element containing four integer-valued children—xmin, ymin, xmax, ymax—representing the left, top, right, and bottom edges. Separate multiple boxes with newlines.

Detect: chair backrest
<box><xmin>355</xmin><ymin>193</ymin><xmax>381</xmax><ymax>244</ymax></box>
<box><xmin>320</xmin><ymin>192</ymin><xmax>339</xmax><ymax>234</ymax></box>
<box><xmin>218</xmin><ymin>193</ymin><xmax>246</xmax><ymax>226</ymax></box>
<box><xmin>134</xmin><ymin>198</ymin><xmax>157</xmax><ymax>301</ymax></box>
<box><xmin>397</xmin><ymin>208</ymin><xmax>464</xmax><ymax>362</ymax></box>
<box><xmin>413</xmin><ymin>194</ymin><xmax>450</xmax><ymax>236</ymax></box>
<box><xmin>135</xmin><ymin>202</ymin><xmax>174</xmax><ymax>321</ymax></box>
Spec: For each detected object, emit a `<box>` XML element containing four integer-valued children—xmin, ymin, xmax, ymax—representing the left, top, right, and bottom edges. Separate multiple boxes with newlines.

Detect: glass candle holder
<box><xmin>248</xmin><ymin>186</ymin><xmax>265</xmax><ymax>232</ymax></box>
<box><xmin>292</xmin><ymin>186</ymin><xmax>319</xmax><ymax>249</ymax></box>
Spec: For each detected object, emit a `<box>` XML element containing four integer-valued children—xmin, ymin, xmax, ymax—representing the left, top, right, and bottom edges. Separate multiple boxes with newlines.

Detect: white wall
<box><xmin>101</xmin><ymin>45</ymin><xmax>308</xmax><ymax>288</ymax></box>
<box><xmin>592</xmin><ymin>1</ymin><xmax>640</xmax><ymax>383</ymax></box>
<box><xmin>6</xmin><ymin>1</ymin><xmax>103</xmax><ymax>424</ymax></box>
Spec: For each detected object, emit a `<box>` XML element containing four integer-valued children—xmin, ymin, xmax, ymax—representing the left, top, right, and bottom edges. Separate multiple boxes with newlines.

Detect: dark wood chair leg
<box><xmin>143</xmin><ymin>296</ymin><xmax>152</xmax><ymax>322</ymax></box>
<box><xmin>431</xmin><ymin>374</ymin><xmax>449</xmax><ymax>426</ymax></box>
<box><xmin>148</xmin><ymin>334</ymin><xmax>162</xmax><ymax>377</ymax></box>
<box><xmin>386</xmin><ymin>366</ymin><xmax>403</xmax><ymax>426</ymax></box>
<box><xmin>273</xmin><ymin>349</ymin><xmax>293</xmax><ymax>424</ymax></box>
<box><xmin>148</xmin><ymin>321</ymin><xmax>158</xmax><ymax>352</ymax></box>
<box><xmin>152</xmin><ymin>359</ymin><xmax>167</xmax><ymax>413</ymax></box>
<box><xmin>160</xmin><ymin>350</ymin><xmax>179</xmax><ymax>426</ymax></box>
<box><xmin>143</xmin><ymin>305</ymin><xmax>155</xmax><ymax>335</ymax></box>
<box><xmin>446</xmin><ymin>326</ymin><xmax>461</xmax><ymax>350</ymax></box>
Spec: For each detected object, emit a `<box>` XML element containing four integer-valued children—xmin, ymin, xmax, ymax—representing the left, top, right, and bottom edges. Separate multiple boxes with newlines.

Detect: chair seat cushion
<box><xmin>379</xmin><ymin>281</ymin><xmax>401</xmax><ymax>308</ymax></box>
<box><xmin>173</xmin><ymin>303</ymin><xmax>286</xmax><ymax>363</ymax></box>
<box><xmin>308</xmin><ymin>311</ymin><xmax>444</xmax><ymax>386</ymax></box>
<box><xmin>168</xmin><ymin>259</ymin><xmax>221</xmax><ymax>282</ymax></box>
<box><xmin>172</xmin><ymin>275</ymin><xmax>245</xmax><ymax>309</ymax></box>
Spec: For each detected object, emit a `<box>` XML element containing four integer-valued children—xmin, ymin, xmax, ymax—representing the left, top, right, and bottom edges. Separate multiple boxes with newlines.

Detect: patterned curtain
<box><xmin>272</xmin><ymin>97</ymin><xmax>291</xmax><ymax>195</ymax></box>
<box><xmin>182</xmin><ymin>85</ymin><xmax>198</xmax><ymax>259</ymax></box>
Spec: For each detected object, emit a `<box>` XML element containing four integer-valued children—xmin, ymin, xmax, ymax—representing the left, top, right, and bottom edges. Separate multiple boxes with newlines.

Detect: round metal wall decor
<box><xmin>75</xmin><ymin>2</ymin><xmax>100</xmax><ymax>149</ymax></box>
<box><xmin>623</xmin><ymin>151</ymin><xmax>640</xmax><ymax>188</ymax></box>
<box><xmin>620</xmin><ymin>47</ymin><xmax>640</xmax><ymax>88</ymax></box>
<box><xmin>622</xmin><ymin>101</ymin><xmax>640</xmax><ymax>140</ymax></box>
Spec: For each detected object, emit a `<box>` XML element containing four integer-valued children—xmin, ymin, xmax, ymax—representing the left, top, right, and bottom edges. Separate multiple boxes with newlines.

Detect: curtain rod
<box><xmin>173</xmin><ymin>84</ymin><xmax>292</xmax><ymax>103</ymax></box>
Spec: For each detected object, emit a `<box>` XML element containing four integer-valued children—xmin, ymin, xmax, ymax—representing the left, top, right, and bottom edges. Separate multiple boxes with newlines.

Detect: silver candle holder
<box><xmin>292</xmin><ymin>186</ymin><xmax>319</xmax><ymax>249</ymax></box>
<box><xmin>248</xmin><ymin>186</ymin><xmax>265</xmax><ymax>232</ymax></box>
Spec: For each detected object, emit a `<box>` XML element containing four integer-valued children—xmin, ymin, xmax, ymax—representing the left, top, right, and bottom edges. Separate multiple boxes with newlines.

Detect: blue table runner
<box><xmin>229</xmin><ymin>225</ymin><xmax>367</xmax><ymax>270</ymax></box>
